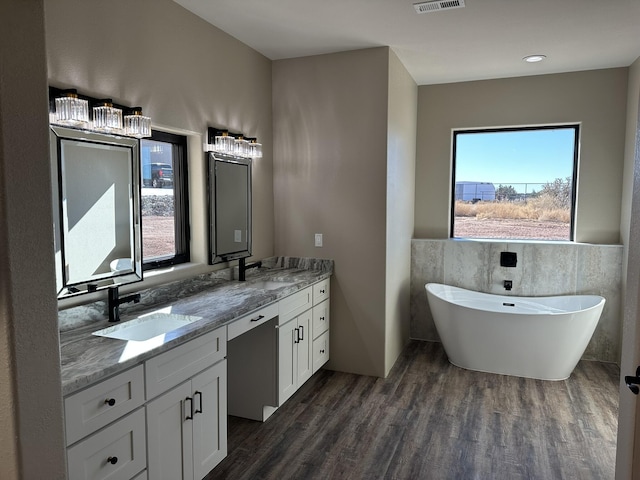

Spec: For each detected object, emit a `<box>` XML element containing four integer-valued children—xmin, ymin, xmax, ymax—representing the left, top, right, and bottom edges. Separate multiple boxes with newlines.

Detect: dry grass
<box><xmin>454</xmin><ymin>195</ymin><xmax>570</xmax><ymax>223</ymax></box>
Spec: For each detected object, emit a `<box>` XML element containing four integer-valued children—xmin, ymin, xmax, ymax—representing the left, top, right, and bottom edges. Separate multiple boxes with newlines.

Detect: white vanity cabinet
<box><xmin>145</xmin><ymin>326</ymin><xmax>227</xmax><ymax>480</ymax></box>
<box><xmin>277</xmin><ymin>279</ymin><xmax>330</xmax><ymax>404</ymax></box>
<box><xmin>64</xmin><ymin>365</ymin><xmax>147</xmax><ymax>480</ymax></box>
<box><xmin>311</xmin><ymin>278</ymin><xmax>331</xmax><ymax>374</ymax></box>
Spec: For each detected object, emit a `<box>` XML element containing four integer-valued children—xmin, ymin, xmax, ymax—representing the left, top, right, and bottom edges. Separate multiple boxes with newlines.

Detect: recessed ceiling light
<box><xmin>523</xmin><ymin>55</ymin><xmax>546</xmax><ymax>63</ymax></box>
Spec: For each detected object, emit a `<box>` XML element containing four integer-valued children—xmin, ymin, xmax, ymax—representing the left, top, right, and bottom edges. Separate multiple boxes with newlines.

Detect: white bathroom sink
<box><xmin>92</xmin><ymin>312</ymin><xmax>201</xmax><ymax>342</ymax></box>
<box><xmin>249</xmin><ymin>280</ymin><xmax>295</xmax><ymax>290</ymax></box>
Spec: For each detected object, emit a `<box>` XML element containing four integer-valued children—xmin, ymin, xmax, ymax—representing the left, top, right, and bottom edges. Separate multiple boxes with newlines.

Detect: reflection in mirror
<box><xmin>208</xmin><ymin>153</ymin><xmax>252</xmax><ymax>264</ymax></box>
<box><xmin>50</xmin><ymin>126</ymin><xmax>143</xmax><ymax>298</ymax></box>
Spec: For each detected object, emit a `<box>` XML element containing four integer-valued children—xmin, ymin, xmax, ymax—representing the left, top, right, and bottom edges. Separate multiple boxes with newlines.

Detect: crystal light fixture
<box><xmin>92</xmin><ymin>99</ymin><xmax>123</xmax><ymax>133</ymax></box>
<box><xmin>123</xmin><ymin>107</ymin><xmax>151</xmax><ymax>138</ymax></box>
<box><xmin>53</xmin><ymin>89</ymin><xmax>89</xmax><ymax>127</ymax></box>
<box><xmin>234</xmin><ymin>134</ymin><xmax>249</xmax><ymax>158</ymax></box>
<box><xmin>247</xmin><ymin>137</ymin><xmax>263</xmax><ymax>159</ymax></box>
<box><xmin>215</xmin><ymin>130</ymin><xmax>236</xmax><ymax>154</ymax></box>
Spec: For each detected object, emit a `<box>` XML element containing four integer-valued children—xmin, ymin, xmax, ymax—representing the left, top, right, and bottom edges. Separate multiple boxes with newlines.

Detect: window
<box><xmin>140</xmin><ymin>130</ymin><xmax>190</xmax><ymax>269</ymax></box>
<box><xmin>451</xmin><ymin>125</ymin><xmax>579</xmax><ymax>241</ymax></box>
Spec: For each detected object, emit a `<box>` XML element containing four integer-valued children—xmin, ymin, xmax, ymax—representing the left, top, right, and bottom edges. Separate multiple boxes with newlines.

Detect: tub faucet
<box><xmin>238</xmin><ymin>257</ymin><xmax>262</xmax><ymax>281</ymax></box>
<box><xmin>108</xmin><ymin>286</ymin><xmax>140</xmax><ymax>322</ymax></box>
<box><xmin>504</xmin><ymin>280</ymin><xmax>513</xmax><ymax>291</ymax></box>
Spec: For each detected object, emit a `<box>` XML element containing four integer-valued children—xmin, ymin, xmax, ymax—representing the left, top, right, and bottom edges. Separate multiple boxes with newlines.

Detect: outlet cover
<box><xmin>314</xmin><ymin>233</ymin><xmax>323</xmax><ymax>247</ymax></box>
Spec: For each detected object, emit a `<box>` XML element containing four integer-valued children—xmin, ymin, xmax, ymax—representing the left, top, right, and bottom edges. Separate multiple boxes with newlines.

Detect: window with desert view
<box><xmin>451</xmin><ymin>125</ymin><xmax>579</xmax><ymax>241</ymax></box>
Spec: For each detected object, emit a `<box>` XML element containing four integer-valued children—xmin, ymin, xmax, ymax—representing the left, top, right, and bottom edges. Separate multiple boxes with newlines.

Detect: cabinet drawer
<box><xmin>228</xmin><ymin>302</ymin><xmax>278</xmax><ymax>340</ymax></box>
<box><xmin>312</xmin><ymin>331</ymin><xmax>330</xmax><ymax>374</ymax></box>
<box><xmin>67</xmin><ymin>408</ymin><xmax>146</xmax><ymax>480</ymax></box>
<box><xmin>278</xmin><ymin>286</ymin><xmax>312</xmax><ymax>324</ymax></box>
<box><xmin>145</xmin><ymin>326</ymin><xmax>226</xmax><ymax>400</ymax></box>
<box><xmin>64</xmin><ymin>365</ymin><xmax>144</xmax><ymax>446</ymax></box>
<box><xmin>313</xmin><ymin>278</ymin><xmax>330</xmax><ymax>305</ymax></box>
<box><xmin>312</xmin><ymin>300</ymin><xmax>330</xmax><ymax>339</ymax></box>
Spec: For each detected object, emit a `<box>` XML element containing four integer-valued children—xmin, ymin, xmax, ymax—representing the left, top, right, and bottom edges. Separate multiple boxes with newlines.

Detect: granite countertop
<box><xmin>59</xmin><ymin>258</ymin><xmax>333</xmax><ymax>396</ymax></box>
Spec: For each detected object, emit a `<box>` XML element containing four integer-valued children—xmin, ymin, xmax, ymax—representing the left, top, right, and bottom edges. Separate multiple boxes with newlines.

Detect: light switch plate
<box><xmin>315</xmin><ymin>233</ymin><xmax>323</xmax><ymax>247</ymax></box>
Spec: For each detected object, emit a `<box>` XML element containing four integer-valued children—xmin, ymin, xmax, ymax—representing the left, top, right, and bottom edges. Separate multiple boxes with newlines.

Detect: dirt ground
<box><xmin>142</xmin><ymin>216</ymin><xmax>175</xmax><ymax>257</ymax></box>
<box><xmin>142</xmin><ymin>216</ymin><xmax>570</xmax><ymax>257</ymax></box>
<box><xmin>453</xmin><ymin>217</ymin><xmax>570</xmax><ymax>240</ymax></box>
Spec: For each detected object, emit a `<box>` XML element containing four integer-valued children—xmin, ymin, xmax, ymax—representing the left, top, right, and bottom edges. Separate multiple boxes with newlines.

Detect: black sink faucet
<box><xmin>238</xmin><ymin>257</ymin><xmax>262</xmax><ymax>281</ymax></box>
<box><xmin>108</xmin><ymin>286</ymin><xmax>141</xmax><ymax>322</ymax></box>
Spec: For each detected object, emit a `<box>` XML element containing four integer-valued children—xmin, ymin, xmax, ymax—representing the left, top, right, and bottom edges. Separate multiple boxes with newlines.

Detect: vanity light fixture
<box><xmin>92</xmin><ymin>99</ymin><xmax>123</xmax><ymax>133</ymax></box>
<box><xmin>49</xmin><ymin>86</ymin><xmax>153</xmax><ymax>139</ymax></box>
<box><xmin>523</xmin><ymin>54</ymin><xmax>546</xmax><ymax>63</ymax></box>
<box><xmin>234</xmin><ymin>133</ymin><xmax>249</xmax><ymax>158</ymax></box>
<box><xmin>53</xmin><ymin>89</ymin><xmax>89</xmax><ymax>127</ymax></box>
<box><xmin>205</xmin><ymin>126</ymin><xmax>261</xmax><ymax>159</ymax></box>
<box><xmin>216</xmin><ymin>130</ymin><xmax>235</xmax><ymax>154</ymax></box>
<box><xmin>246</xmin><ymin>137</ymin><xmax>262</xmax><ymax>159</ymax></box>
<box><xmin>123</xmin><ymin>107</ymin><xmax>151</xmax><ymax>138</ymax></box>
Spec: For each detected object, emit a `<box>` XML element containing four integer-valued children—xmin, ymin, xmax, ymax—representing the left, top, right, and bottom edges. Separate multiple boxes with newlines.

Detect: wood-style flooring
<box><xmin>206</xmin><ymin>340</ymin><xmax>620</xmax><ymax>480</ymax></box>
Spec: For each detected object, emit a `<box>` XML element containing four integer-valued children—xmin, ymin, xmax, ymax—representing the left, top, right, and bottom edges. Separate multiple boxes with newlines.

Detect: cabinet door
<box><xmin>192</xmin><ymin>360</ymin><xmax>227</xmax><ymax>480</ymax></box>
<box><xmin>296</xmin><ymin>310</ymin><xmax>313</xmax><ymax>387</ymax></box>
<box><xmin>146</xmin><ymin>382</ymin><xmax>194</xmax><ymax>480</ymax></box>
<box><xmin>278</xmin><ymin>319</ymin><xmax>298</xmax><ymax>405</ymax></box>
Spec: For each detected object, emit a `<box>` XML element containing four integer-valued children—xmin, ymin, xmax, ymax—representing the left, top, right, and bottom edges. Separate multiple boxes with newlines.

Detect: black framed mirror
<box><xmin>50</xmin><ymin>125</ymin><xmax>143</xmax><ymax>298</ymax></box>
<box><xmin>207</xmin><ymin>153</ymin><xmax>252</xmax><ymax>264</ymax></box>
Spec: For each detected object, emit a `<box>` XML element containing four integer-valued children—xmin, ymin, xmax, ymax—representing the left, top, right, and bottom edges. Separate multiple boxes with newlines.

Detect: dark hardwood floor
<box><xmin>207</xmin><ymin>341</ymin><xmax>620</xmax><ymax>480</ymax></box>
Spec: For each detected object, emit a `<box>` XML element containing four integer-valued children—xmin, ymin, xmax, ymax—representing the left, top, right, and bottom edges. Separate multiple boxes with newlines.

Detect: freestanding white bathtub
<box><xmin>425</xmin><ymin>283</ymin><xmax>605</xmax><ymax>380</ymax></box>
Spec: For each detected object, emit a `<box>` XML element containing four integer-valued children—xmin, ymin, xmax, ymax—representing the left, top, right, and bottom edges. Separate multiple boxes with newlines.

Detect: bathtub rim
<box><xmin>425</xmin><ymin>282</ymin><xmax>605</xmax><ymax>316</ymax></box>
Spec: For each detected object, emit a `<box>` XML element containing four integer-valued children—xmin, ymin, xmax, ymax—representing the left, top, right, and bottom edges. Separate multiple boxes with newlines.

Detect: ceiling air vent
<box><xmin>413</xmin><ymin>0</ymin><xmax>465</xmax><ymax>14</ymax></box>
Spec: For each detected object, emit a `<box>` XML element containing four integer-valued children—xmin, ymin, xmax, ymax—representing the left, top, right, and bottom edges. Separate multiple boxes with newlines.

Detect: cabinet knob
<box><xmin>320</xmin><ymin>316</ymin><xmax>325</xmax><ymax>321</ymax></box>
<box><xmin>107</xmin><ymin>456</ymin><xmax>118</xmax><ymax>465</ymax></box>
<box><xmin>320</xmin><ymin>289</ymin><xmax>325</xmax><ymax>294</ymax></box>
<box><xmin>320</xmin><ymin>349</ymin><xmax>325</xmax><ymax>354</ymax></box>
<box><xmin>104</xmin><ymin>398</ymin><xmax>116</xmax><ymax>407</ymax></box>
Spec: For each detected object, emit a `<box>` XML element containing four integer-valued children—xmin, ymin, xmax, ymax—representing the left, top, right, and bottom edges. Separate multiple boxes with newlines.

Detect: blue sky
<box><xmin>455</xmin><ymin>127</ymin><xmax>576</xmax><ymax>193</ymax></box>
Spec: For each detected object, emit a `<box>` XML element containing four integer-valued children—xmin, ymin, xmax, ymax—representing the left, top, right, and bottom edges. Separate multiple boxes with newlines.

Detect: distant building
<box><xmin>455</xmin><ymin>181</ymin><xmax>496</xmax><ymax>202</ymax></box>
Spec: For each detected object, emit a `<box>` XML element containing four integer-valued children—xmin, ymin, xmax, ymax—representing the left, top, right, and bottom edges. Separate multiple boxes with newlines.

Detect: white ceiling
<box><xmin>173</xmin><ymin>0</ymin><xmax>640</xmax><ymax>86</ymax></box>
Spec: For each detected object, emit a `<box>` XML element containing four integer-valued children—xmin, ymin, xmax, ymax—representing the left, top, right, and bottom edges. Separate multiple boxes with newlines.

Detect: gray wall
<box><xmin>273</xmin><ymin>47</ymin><xmax>391</xmax><ymax>377</ymax></box>
<box><xmin>0</xmin><ymin>1</ymin><xmax>66</xmax><ymax>478</ymax></box>
<box><xmin>415</xmin><ymin>68</ymin><xmax>629</xmax><ymax>244</ymax></box>
<box><xmin>46</xmin><ymin>0</ymin><xmax>274</xmax><ymax>298</ymax></box>
<box><xmin>385</xmin><ymin>51</ymin><xmax>418</xmax><ymax>373</ymax></box>
<box><xmin>273</xmin><ymin>47</ymin><xmax>418</xmax><ymax>377</ymax></box>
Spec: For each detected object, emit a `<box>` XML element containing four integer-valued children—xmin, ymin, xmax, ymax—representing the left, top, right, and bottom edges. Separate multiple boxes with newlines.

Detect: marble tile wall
<box><xmin>410</xmin><ymin>239</ymin><xmax>623</xmax><ymax>363</ymax></box>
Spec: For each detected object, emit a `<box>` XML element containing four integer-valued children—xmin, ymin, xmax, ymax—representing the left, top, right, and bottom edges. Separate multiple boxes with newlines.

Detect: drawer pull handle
<box><xmin>251</xmin><ymin>314</ymin><xmax>265</xmax><ymax>322</ymax></box>
<box><xmin>185</xmin><ymin>396</ymin><xmax>194</xmax><ymax>421</ymax></box>
<box><xmin>107</xmin><ymin>456</ymin><xmax>118</xmax><ymax>465</ymax></box>
<box><xmin>104</xmin><ymin>398</ymin><xmax>116</xmax><ymax>407</ymax></box>
<box><xmin>194</xmin><ymin>391</ymin><xmax>203</xmax><ymax>415</ymax></box>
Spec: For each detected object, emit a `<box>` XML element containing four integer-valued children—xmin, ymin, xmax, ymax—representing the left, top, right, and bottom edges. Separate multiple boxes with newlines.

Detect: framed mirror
<box><xmin>50</xmin><ymin>125</ymin><xmax>143</xmax><ymax>298</ymax></box>
<box><xmin>208</xmin><ymin>153</ymin><xmax>252</xmax><ymax>264</ymax></box>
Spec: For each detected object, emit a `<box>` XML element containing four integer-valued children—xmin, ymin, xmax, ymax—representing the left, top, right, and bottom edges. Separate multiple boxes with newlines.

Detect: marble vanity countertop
<box><xmin>59</xmin><ymin>260</ymin><xmax>332</xmax><ymax>396</ymax></box>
